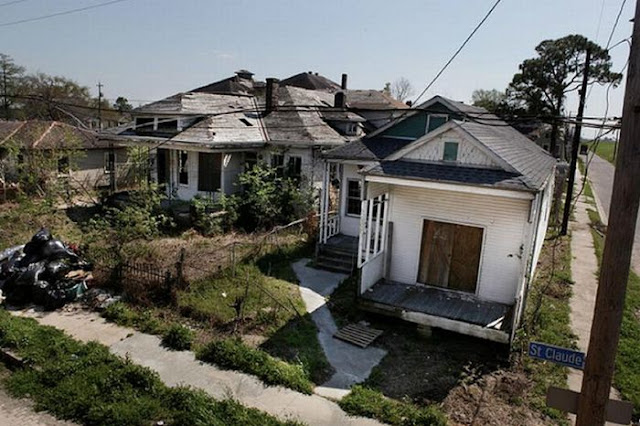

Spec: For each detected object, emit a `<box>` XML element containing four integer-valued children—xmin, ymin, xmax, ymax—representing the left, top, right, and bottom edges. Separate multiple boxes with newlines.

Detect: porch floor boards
<box><xmin>360</xmin><ymin>280</ymin><xmax>513</xmax><ymax>333</ymax></box>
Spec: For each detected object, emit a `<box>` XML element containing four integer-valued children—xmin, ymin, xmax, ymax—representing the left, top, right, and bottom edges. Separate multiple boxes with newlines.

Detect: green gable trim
<box><xmin>378</xmin><ymin>102</ymin><xmax>466</xmax><ymax>140</ymax></box>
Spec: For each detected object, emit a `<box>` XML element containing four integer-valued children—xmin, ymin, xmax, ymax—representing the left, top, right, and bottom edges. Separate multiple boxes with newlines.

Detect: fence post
<box><xmin>231</xmin><ymin>243</ymin><xmax>236</xmax><ymax>277</ymax></box>
<box><xmin>176</xmin><ymin>248</ymin><xmax>186</xmax><ymax>287</ymax></box>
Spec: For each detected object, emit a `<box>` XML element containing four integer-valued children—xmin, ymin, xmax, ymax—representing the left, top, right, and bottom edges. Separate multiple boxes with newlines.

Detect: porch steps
<box><xmin>315</xmin><ymin>248</ymin><xmax>356</xmax><ymax>274</ymax></box>
<box><xmin>334</xmin><ymin>323</ymin><xmax>383</xmax><ymax>348</ymax></box>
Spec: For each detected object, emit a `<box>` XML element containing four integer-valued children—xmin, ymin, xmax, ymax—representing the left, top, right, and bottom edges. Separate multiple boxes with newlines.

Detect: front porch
<box><xmin>359</xmin><ymin>280</ymin><xmax>514</xmax><ymax>344</ymax></box>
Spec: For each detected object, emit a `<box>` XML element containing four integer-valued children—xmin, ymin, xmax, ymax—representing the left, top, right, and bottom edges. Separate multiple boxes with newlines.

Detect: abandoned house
<box><xmin>317</xmin><ymin>95</ymin><xmax>557</xmax><ymax>344</ymax></box>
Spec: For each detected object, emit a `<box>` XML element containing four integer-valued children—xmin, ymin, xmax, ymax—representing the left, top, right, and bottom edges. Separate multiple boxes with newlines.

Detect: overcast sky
<box><xmin>0</xmin><ymin>0</ymin><xmax>634</xmax><ymax>136</ymax></box>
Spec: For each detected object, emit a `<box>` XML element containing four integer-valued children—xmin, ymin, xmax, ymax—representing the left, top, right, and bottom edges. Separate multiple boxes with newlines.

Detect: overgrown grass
<box><xmin>161</xmin><ymin>324</ymin><xmax>194</xmax><ymax>351</ymax></box>
<box><xmin>256</xmin><ymin>240</ymin><xmax>315</xmax><ymax>283</ymax></box>
<box><xmin>587</xmin><ymin>207</ymin><xmax>640</xmax><ymax>417</ymax></box>
<box><xmin>102</xmin><ymin>302</ymin><xmax>167</xmax><ymax>335</ymax></box>
<box><xmin>0</xmin><ymin>309</ymin><xmax>298</xmax><ymax>426</ymax></box>
<box><xmin>587</xmin><ymin>141</ymin><xmax>617</xmax><ymax>165</ymax></box>
<box><xmin>197</xmin><ymin>338</ymin><xmax>314</xmax><ymax>394</ymax></box>
<box><xmin>517</xmin><ymin>230</ymin><xmax>575</xmax><ymax>422</ymax></box>
<box><xmin>339</xmin><ymin>386</ymin><xmax>447</xmax><ymax>426</ymax></box>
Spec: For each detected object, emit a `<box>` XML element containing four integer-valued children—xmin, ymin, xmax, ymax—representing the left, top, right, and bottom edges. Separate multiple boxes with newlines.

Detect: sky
<box><xmin>0</xmin><ymin>0</ymin><xmax>635</xmax><ymax>136</ymax></box>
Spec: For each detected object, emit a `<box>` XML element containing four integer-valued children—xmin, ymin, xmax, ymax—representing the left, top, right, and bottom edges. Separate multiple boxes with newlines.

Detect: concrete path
<box><xmin>292</xmin><ymin>260</ymin><xmax>386</xmax><ymax>399</ymax></box>
<box><xmin>12</xmin><ymin>307</ymin><xmax>381</xmax><ymax>426</ymax></box>
<box><xmin>584</xmin><ymin>153</ymin><xmax>640</xmax><ymax>274</ymax></box>
<box><xmin>0</xmin><ymin>377</ymin><xmax>76</xmax><ymax>426</ymax></box>
<box><xmin>568</xmin><ymin>168</ymin><xmax>621</xmax><ymax>424</ymax></box>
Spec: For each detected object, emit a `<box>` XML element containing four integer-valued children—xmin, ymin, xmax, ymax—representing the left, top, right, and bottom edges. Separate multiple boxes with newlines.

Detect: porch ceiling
<box><xmin>360</xmin><ymin>281</ymin><xmax>513</xmax><ymax>332</ymax></box>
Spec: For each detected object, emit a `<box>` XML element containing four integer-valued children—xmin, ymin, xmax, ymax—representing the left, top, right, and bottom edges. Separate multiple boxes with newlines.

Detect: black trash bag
<box><xmin>23</xmin><ymin>228</ymin><xmax>51</xmax><ymax>256</ymax></box>
<box><xmin>0</xmin><ymin>245</ymin><xmax>24</xmax><ymax>264</ymax></box>
<box><xmin>13</xmin><ymin>261</ymin><xmax>47</xmax><ymax>287</ymax></box>
<box><xmin>31</xmin><ymin>280</ymin><xmax>51</xmax><ymax>306</ymax></box>
<box><xmin>0</xmin><ymin>250</ymin><xmax>25</xmax><ymax>276</ymax></box>
<box><xmin>42</xmin><ymin>286</ymin><xmax>67</xmax><ymax>311</ymax></box>
<box><xmin>44</xmin><ymin>259</ymin><xmax>72</xmax><ymax>282</ymax></box>
<box><xmin>41</xmin><ymin>239</ymin><xmax>78</xmax><ymax>262</ymax></box>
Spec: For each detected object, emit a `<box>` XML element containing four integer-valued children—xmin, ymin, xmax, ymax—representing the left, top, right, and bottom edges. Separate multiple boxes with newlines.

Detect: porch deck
<box><xmin>320</xmin><ymin>234</ymin><xmax>358</xmax><ymax>254</ymax></box>
<box><xmin>360</xmin><ymin>280</ymin><xmax>513</xmax><ymax>343</ymax></box>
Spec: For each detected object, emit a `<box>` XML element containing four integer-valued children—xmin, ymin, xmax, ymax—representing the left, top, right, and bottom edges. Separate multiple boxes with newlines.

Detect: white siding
<box><xmin>404</xmin><ymin>132</ymin><xmax>500</xmax><ymax>168</ymax></box>
<box><xmin>361</xmin><ymin>254</ymin><xmax>384</xmax><ymax>293</ymax></box>
<box><xmin>340</xmin><ymin>164</ymin><xmax>361</xmax><ymax>237</ymax></box>
<box><xmin>387</xmin><ymin>185</ymin><xmax>530</xmax><ymax>304</ymax></box>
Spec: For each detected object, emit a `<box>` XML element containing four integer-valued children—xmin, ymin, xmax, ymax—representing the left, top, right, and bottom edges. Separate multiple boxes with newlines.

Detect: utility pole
<box><xmin>560</xmin><ymin>49</ymin><xmax>591</xmax><ymax>236</ymax></box>
<box><xmin>576</xmin><ymin>1</ymin><xmax>640</xmax><ymax>424</ymax></box>
<box><xmin>97</xmin><ymin>82</ymin><xmax>115</xmax><ymax>194</ymax></box>
<box><xmin>2</xmin><ymin>61</ymin><xmax>8</xmax><ymax>120</ymax></box>
<box><xmin>96</xmin><ymin>82</ymin><xmax>103</xmax><ymax>131</ymax></box>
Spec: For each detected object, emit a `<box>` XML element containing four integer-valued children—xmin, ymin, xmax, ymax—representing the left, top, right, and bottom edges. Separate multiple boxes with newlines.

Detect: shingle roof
<box><xmin>456</xmin><ymin>120</ymin><xmax>556</xmax><ymax>190</ymax></box>
<box><xmin>132</xmin><ymin>92</ymin><xmax>254</xmax><ymax>115</ymax></box>
<box><xmin>279</xmin><ymin>72</ymin><xmax>341</xmax><ymax>92</ymax></box>
<box><xmin>346</xmin><ymin>90</ymin><xmax>408</xmax><ymax>110</ymax></box>
<box><xmin>367</xmin><ymin>161</ymin><xmax>530</xmax><ymax>191</ymax></box>
<box><xmin>324</xmin><ymin>136</ymin><xmax>414</xmax><ymax>161</ymax></box>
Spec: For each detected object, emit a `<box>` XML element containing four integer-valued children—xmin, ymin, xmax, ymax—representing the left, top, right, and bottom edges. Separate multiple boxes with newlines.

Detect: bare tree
<box><xmin>391</xmin><ymin>77</ymin><xmax>415</xmax><ymax>102</ymax></box>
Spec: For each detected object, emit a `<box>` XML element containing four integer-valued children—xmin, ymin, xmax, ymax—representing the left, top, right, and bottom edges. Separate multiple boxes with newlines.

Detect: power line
<box><xmin>0</xmin><ymin>0</ymin><xmax>131</xmax><ymax>28</ymax></box>
<box><xmin>606</xmin><ymin>0</ymin><xmax>629</xmax><ymax>49</ymax></box>
<box><xmin>0</xmin><ymin>0</ymin><xmax>28</xmax><ymax>8</ymax></box>
<box><xmin>413</xmin><ymin>0</ymin><xmax>504</xmax><ymax>105</ymax></box>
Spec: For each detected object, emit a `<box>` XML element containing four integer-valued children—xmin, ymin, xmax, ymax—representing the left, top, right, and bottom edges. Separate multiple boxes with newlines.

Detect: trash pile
<box><xmin>0</xmin><ymin>229</ymin><xmax>92</xmax><ymax>310</ymax></box>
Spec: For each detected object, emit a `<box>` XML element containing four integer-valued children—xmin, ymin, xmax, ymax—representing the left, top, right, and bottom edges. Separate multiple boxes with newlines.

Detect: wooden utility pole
<box><xmin>561</xmin><ymin>49</ymin><xmax>591</xmax><ymax>236</ymax></box>
<box><xmin>576</xmin><ymin>2</ymin><xmax>640</xmax><ymax>424</ymax></box>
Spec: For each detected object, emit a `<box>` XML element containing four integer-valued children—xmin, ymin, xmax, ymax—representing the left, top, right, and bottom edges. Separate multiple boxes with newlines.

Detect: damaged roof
<box><xmin>132</xmin><ymin>92</ymin><xmax>254</xmax><ymax>115</ymax></box>
<box><xmin>346</xmin><ymin>90</ymin><xmax>408</xmax><ymax>110</ymax></box>
<box><xmin>0</xmin><ymin>120</ymin><xmax>117</xmax><ymax>150</ymax></box>
<box><xmin>279</xmin><ymin>71</ymin><xmax>341</xmax><ymax>92</ymax></box>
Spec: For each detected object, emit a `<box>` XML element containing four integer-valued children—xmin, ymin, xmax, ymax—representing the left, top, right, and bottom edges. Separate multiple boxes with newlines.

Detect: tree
<box><xmin>508</xmin><ymin>34</ymin><xmax>622</xmax><ymax>156</ymax></box>
<box><xmin>113</xmin><ymin>96</ymin><xmax>132</xmax><ymax>113</ymax></box>
<box><xmin>391</xmin><ymin>77</ymin><xmax>415</xmax><ymax>102</ymax></box>
<box><xmin>0</xmin><ymin>53</ymin><xmax>25</xmax><ymax>120</ymax></box>
<box><xmin>471</xmin><ymin>89</ymin><xmax>506</xmax><ymax>113</ymax></box>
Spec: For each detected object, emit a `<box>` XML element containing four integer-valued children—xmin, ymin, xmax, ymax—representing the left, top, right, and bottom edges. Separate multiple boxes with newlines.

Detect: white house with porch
<box><xmin>317</xmin><ymin>98</ymin><xmax>556</xmax><ymax>344</ymax></box>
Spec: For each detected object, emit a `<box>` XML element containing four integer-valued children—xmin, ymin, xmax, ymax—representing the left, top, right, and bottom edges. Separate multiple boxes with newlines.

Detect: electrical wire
<box><xmin>0</xmin><ymin>0</ymin><xmax>28</xmax><ymax>8</ymax></box>
<box><xmin>0</xmin><ymin>0</ymin><xmax>131</xmax><ymax>28</ymax></box>
<box><xmin>412</xmin><ymin>0</ymin><xmax>504</xmax><ymax>105</ymax></box>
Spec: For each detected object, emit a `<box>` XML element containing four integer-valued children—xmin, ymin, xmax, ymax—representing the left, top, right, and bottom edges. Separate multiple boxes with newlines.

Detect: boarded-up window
<box><xmin>427</xmin><ymin>114</ymin><xmax>448</xmax><ymax>132</ymax></box>
<box><xmin>271</xmin><ymin>153</ymin><xmax>285</xmax><ymax>176</ymax></box>
<box><xmin>198</xmin><ymin>152</ymin><xmax>221</xmax><ymax>192</ymax></box>
<box><xmin>417</xmin><ymin>219</ymin><xmax>483</xmax><ymax>293</ymax></box>
<box><xmin>346</xmin><ymin>179</ymin><xmax>362</xmax><ymax>216</ymax></box>
<box><xmin>443</xmin><ymin>141</ymin><xmax>459</xmax><ymax>162</ymax></box>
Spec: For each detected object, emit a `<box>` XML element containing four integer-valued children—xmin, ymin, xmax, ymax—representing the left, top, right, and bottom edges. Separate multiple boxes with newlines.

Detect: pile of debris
<box><xmin>0</xmin><ymin>229</ymin><xmax>92</xmax><ymax>310</ymax></box>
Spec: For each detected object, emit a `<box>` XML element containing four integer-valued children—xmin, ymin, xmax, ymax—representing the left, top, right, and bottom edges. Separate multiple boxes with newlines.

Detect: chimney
<box><xmin>334</xmin><ymin>92</ymin><xmax>346</xmax><ymax>109</ymax></box>
<box><xmin>265</xmin><ymin>78</ymin><xmax>279</xmax><ymax>113</ymax></box>
<box><xmin>341</xmin><ymin>73</ymin><xmax>348</xmax><ymax>90</ymax></box>
<box><xmin>405</xmin><ymin>100</ymin><xmax>413</xmax><ymax>107</ymax></box>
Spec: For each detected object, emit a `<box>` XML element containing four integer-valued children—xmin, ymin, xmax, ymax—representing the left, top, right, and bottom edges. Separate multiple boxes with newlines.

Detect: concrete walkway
<box><xmin>292</xmin><ymin>260</ymin><xmax>386</xmax><ymax>399</ymax></box>
<box><xmin>13</xmin><ymin>308</ymin><xmax>381</xmax><ymax>426</ymax></box>
<box><xmin>568</xmin><ymin>168</ymin><xmax>621</xmax><ymax>424</ymax></box>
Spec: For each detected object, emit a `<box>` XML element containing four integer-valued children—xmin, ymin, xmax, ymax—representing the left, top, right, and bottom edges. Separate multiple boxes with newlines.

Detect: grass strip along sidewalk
<box><xmin>0</xmin><ymin>309</ymin><xmax>300</xmax><ymax>426</ymax></box>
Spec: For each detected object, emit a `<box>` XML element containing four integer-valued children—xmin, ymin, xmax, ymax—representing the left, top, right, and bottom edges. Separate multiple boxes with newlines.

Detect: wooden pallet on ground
<box><xmin>334</xmin><ymin>323</ymin><xmax>383</xmax><ymax>348</ymax></box>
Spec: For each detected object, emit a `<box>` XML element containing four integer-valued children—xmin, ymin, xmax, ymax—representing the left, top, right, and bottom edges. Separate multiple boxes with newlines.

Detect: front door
<box><xmin>417</xmin><ymin>219</ymin><xmax>483</xmax><ymax>293</ymax></box>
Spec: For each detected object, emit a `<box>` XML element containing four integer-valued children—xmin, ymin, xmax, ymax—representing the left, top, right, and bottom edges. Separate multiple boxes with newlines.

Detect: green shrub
<box><xmin>339</xmin><ymin>386</ymin><xmax>447</xmax><ymax>426</ymax></box>
<box><xmin>161</xmin><ymin>324</ymin><xmax>194</xmax><ymax>351</ymax></box>
<box><xmin>197</xmin><ymin>338</ymin><xmax>314</xmax><ymax>394</ymax></box>
<box><xmin>101</xmin><ymin>302</ymin><xmax>166</xmax><ymax>335</ymax></box>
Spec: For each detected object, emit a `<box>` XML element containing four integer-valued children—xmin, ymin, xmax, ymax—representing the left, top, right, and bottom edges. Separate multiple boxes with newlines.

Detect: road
<box><xmin>584</xmin><ymin>153</ymin><xmax>640</xmax><ymax>274</ymax></box>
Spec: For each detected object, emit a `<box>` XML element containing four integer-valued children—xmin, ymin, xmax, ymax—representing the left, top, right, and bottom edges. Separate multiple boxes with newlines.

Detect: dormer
<box><xmin>134</xmin><ymin>116</ymin><xmax>183</xmax><ymax>136</ymax></box>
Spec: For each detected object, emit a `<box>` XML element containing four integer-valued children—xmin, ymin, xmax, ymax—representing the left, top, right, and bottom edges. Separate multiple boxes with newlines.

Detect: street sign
<box><xmin>528</xmin><ymin>341</ymin><xmax>585</xmax><ymax>370</ymax></box>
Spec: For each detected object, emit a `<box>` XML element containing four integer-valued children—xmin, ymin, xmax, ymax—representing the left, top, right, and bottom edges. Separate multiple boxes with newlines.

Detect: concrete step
<box><xmin>314</xmin><ymin>260</ymin><xmax>353</xmax><ymax>274</ymax></box>
<box><xmin>317</xmin><ymin>251</ymin><xmax>355</xmax><ymax>266</ymax></box>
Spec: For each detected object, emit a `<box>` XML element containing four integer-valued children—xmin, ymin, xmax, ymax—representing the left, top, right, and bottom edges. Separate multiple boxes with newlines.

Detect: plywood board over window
<box><xmin>418</xmin><ymin>219</ymin><xmax>483</xmax><ymax>293</ymax></box>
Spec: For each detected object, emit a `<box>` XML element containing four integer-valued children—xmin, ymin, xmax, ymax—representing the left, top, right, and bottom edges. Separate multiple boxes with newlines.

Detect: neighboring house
<box><xmin>316</xmin><ymin>95</ymin><xmax>556</xmax><ymax>344</ymax></box>
<box><xmin>0</xmin><ymin>120</ymin><xmax>129</xmax><ymax>191</ymax></box>
<box><xmin>115</xmin><ymin>92</ymin><xmax>267</xmax><ymax>200</ymax></box>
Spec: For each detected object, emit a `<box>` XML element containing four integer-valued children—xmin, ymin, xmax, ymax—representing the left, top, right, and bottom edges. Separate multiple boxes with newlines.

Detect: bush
<box><xmin>339</xmin><ymin>386</ymin><xmax>447</xmax><ymax>426</ymax></box>
<box><xmin>197</xmin><ymin>338</ymin><xmax>314</xmax><ymax>394</ymax></box>
<box><xmin>161</xmin><ymin>324</ymin><xmax>194</xmax><ymax>351</ymax></box>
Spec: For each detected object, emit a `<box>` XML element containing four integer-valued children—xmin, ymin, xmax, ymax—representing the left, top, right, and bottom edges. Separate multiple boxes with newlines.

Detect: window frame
<box><xmin>287</xmin><ymin>155</ymin><xmax>302</xmax><ymax>181</ymax></box>
<box><xmin>443</xmin><ymin>141</ymin><xmax>459</xmax><ymax>162</ymax></box>
<box><xmin>345</xmin><ymin>178</ymin><xmax>362</xmax><ymax>217</ymax></box>
<box><xmin>426</xmin><ymin>114</ymin><xmax>449</xmax><ymax>133</ymax></box>
<box><xmin>177</xmin><ymin>150</ymin><xmax>189</xmax><ymax>186</ymax></box>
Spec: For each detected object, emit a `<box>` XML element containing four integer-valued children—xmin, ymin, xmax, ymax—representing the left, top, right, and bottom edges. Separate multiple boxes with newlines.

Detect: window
<box><xmin>104</xmin><ymin>152</ymin><xmax>116</xmax><ymax>174</ymax></box>
<box><xmin>346</xmin><ymin>179</ymin><xmax>362</xmax><ymax>216</ymax></box>
<box><xmin>287</xmin><ymin>156</ymin><xmax>302</xmax><ymax>181</ymax></box>
<box><xmin>271</xmin><ymin>153</ymin><xmax>285</xmax><ymax>176</ymax></box>
<box><xmin>178</xmin><ymin>151</ymin><xmax>189</xmax><ymax>185</ymax></box>
<box><xmin>418</xmin><ymin>220</ymin><xmax>483</xmax><ymax>293</ymax></box>
<box><xmin>443</xmin><ymin>141</ymin><xmax>459</xmax><ymax>162</ymax></box>
<box><xmin>427</xmin><ymin>114</ymin><xmax>448</xmax><ymax>132</ymax></box>
<box><xmin>135</xmin><ymin>117</ymin><xmax>154</xmax><ymax>130</ymax></box>
<box><xmin>198</xmin><ymin>152</ymin><xmax>221</xmax><ymax>192</ymax></box>
<box><xmin>345</xmin><ymin>123</ymin><xmax>359</xmax><ymax>136</ymax></box>
<box><xmin>157</xmin><ymin>118</ymin><xmax>178</xmax><ymax>133</ymax></box>
<box><xmin>57</xmin><ymin>156</ymin><xmax>70</xmax><ymax>175</ymax></box>
<box><xmin>244</xmin><ymin>152</ymin><xmax>258</xmax><ymax>171</ymax></box>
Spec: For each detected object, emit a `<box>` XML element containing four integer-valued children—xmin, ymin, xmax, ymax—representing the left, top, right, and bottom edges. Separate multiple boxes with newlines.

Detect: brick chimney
<box><xmin>341</xmin><ymin>73</ymin><xmax>348</xmax><ymax>90</ymax></box>
<box><xmin>334</xmin><ymin>91</ymin><xmax>346</xmax><ymax>108</ymax></box>
<box><xmin>265</xmin><ymin>78</ymin><xmax>279</xmax><ymax>113</ymax></box>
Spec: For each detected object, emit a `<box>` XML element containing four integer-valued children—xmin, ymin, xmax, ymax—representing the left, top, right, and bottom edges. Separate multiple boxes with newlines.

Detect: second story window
<box><xmin>178</xmin><ymin>150</ymin><xmax>189</xmax><ymax>185</ymax></box>
<box><xmin>427</xmin><ymin>114</ymin><xmax>448</xmax><ymax>133</ymax></box>
<box><xmin>135</xmin><ymin>117</ymin><xmax>154</xmax><ymax>131</ymax></box>
<box><xmin>443</xmin><ymin>141</ymin><xmax>459</xmax><ymax>162</ymax></box>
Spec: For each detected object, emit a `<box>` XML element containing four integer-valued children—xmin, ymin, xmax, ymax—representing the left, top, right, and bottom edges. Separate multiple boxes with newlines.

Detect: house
<box><xmin>316</xmin><ymin>96</ymin><xmax>556</xmax><ymax>344</ymax></box>
<box><xmin>115</xmin><ymin>92</ymin><xmax>267</xmax><ymax>200</ymax></box>
<box><xmin>0</xmin><ymin>120</ymin><xmax>130</xmax><ymax>193</ymax></box>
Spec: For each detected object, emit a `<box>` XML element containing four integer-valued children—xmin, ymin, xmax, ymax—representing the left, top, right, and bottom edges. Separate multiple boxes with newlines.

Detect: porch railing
<box><xmin>358</xmin><ymin>193</ymin><xmax>389</xmax><ymax>267</ymax></box>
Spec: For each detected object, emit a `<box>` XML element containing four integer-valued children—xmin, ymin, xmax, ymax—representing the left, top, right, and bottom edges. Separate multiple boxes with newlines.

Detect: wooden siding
<box><xmin>387</xmin><ymin>185</ymin><xmax>530</xmax><ymax>304</ymax></box>
<box><xmin>340</xmin><ymin>164</ymin><xmax>361</xmax><ymax>237</ymax></box>
<box><xmin>403</xmin><ymin>132</ymin><xmax>500</xmax><ymax>168</ymax></box>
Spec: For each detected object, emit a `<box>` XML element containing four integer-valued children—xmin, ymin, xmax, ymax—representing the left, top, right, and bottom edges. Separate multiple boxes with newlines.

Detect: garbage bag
<box><xmin>0</xmin><ymin>245</ymin><xmax>24</xmax><ymax>264</ymax></box>
<box><xmin>43</xmin><ymin>286</ymin><xmax>67</xmax><ymax>311</ymax></box>
<box><xmin>31</xmin><ymin>280</ymin><xmax>51</xmax><ymax>306</ymax></box>
<box><xmin>23</xmin><ymin>228</ymin><xmax>51</xmax><ymax>255</ymax></box>
<box><xmin>0</xmin><ymin>250</ymin><xmax>25</xmax><ymax>276</ymax></box>
<box><xmin>41</xmin><ymin>239</ymin><xmax>78</xmax><ymax>262</ymax></box>
<box><xmin>12</xmin><ymin>261</ymin><xmax>47</xmax><ymax>287</ymax></box>
<box><xmin>44</xmin><ymin>259</ymin><xmax>72</xmax><ymax>281</ymax></box>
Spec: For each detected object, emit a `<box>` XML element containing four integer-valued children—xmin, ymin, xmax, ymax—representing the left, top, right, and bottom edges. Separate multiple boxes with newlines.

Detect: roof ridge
<box><xmin>0</xmin><ymin>120</ymin><xmax>26</xmax><ymax>145</ymax></box>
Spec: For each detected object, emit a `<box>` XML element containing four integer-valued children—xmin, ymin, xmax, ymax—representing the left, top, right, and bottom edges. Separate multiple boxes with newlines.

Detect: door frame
<box><xmin>414</xmin><ymin>215</ymin><xmax>487</xmax><ymax>297</ymax></box>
